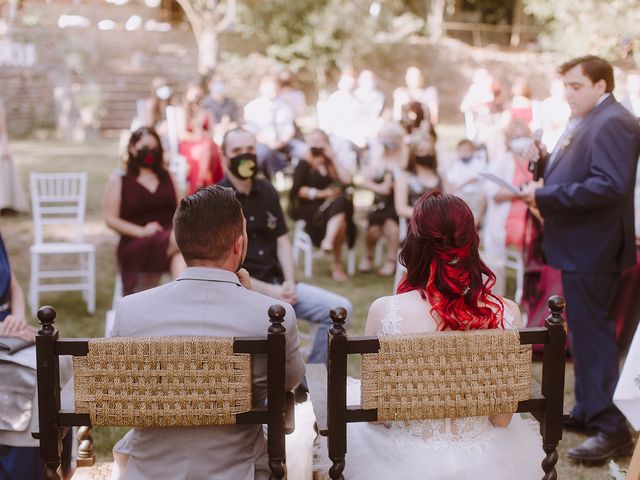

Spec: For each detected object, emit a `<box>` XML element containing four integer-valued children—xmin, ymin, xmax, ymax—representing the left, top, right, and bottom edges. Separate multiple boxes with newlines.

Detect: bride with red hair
<box><xmin>314</xmin><ymin>191</ymin><xmax>543</xmax><ymax>479</ymax></box>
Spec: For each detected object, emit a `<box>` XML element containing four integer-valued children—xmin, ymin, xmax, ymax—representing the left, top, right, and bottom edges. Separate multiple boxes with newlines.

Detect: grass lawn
<box><xmin>1</xmin><ymin>133</ymin><xmax>633</xmax><ymax>479</ymax></box>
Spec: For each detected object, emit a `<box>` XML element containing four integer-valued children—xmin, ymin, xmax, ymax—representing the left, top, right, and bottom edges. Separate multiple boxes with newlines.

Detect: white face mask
<box><xmin>156</xmin><ymin>85</ymin><xmax>172</xmax><ymax>100</ymax></box>
<box><xmin>211</xmin><ymin>81</ymin><xmax>225</xmax><ymax>96</ymax></box>
<box><xmin>509</xmin><ymin>136</ymin><xmax>533</xmax><ymax>155</ymax></box>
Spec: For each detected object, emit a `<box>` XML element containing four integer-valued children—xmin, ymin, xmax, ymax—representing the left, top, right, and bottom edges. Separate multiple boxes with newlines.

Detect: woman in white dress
<box><xmin>315</xmin><ymin>191</ymin><xmax>543</xmax><ymax>479</ymax></box>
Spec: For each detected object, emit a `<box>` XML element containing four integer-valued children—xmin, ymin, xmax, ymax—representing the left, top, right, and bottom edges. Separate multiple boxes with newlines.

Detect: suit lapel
<box><xmin>545</xmin><ymin>95</ymin><xmax>616</xmax><ymax>178</ymax></box>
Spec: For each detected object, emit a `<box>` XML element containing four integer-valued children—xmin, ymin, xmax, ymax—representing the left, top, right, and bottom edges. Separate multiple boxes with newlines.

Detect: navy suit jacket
<box><xmin>535</xmin><ymin>95</ymin><xmax>640</xmax><ymax>274</ymax></box>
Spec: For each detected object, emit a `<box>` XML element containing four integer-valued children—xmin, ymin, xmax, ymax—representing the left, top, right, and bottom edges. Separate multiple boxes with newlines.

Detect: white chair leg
<box><xmin>87</xmin><ymin>250</ymin><xmax>96</xmax><ymax>313</ymax></box>
<box><xmin>29</xmin><ymin>252</ymin><xmax>39</xmax><ymax>317</ymax></box>
<box><xmin>304</xmin><ymin>246</ymin><xmax>312</xmax><ymax>278</ymax></box>
<box><xmin>393</xmin><ymin>260</ymin><xmax>406</xmax><ymax>294</ymax></box>
<box><xmin>347</xmin><ymin>249</ymin><xmax>356</xmax><ymax>276</ymax></box>
<box><xmin>374</xmin><ymin>238</ymin><xmax>385</xmax><ymax>267</ymax></box>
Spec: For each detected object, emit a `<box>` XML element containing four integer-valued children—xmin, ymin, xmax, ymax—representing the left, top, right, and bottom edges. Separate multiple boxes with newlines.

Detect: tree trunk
<box><xmin>510</xmin><ymin>0</ymin><xmax>523</xmax><ymax>48</ymax></box>
<box><xmin>196</xmin><ymin>26</ymin><xmax>219</xmax><ymax>76</ymax></box>
<box><xmin>429</xmin><ymin>0</ymin><xmax>445</xmax><ymax>40</ymax></box>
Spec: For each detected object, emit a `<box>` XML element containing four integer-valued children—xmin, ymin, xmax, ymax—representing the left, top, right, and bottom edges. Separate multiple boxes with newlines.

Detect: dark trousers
<box><xmin>562</xmin><ymin>271</ymin><xmax>628</xmax><ymax>435</ymax></box>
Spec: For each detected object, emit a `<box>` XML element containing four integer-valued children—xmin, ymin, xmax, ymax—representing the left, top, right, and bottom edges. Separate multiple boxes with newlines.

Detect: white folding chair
<box><xmin>393</xmin><ymin>217</ymin><xmax>409</xmax><ymax>292</ymax></box>
<box><xmin>29</xmin><ymin>172</ymin><xmax>96</xmax><ymax>316</ymax></box>
<box><xmin>505</xmin><ymin>249</ymin><xmax>524</xmax><ymax>305</ymax></box>
<box><xmin>165</xmin><ymin>105</ymin><xmax>188</xmax><ymax>193</ymax></box>
<box><xmin>292</xmin><ymin>220</ymin><xmax>356</xmax><ymax>278</ymax></box>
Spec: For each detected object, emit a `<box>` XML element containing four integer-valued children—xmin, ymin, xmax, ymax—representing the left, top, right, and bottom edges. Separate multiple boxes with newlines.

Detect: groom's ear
<box><xmin>232</xmin><ymin>233</ymin><xmax>244</xmax><ymax>255</ymax></box>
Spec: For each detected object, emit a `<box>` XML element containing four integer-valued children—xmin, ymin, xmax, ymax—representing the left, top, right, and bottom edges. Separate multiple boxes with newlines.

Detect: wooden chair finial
<box><xmin>546</xmin><ymin>295</ymin><xmax>566</xmax><ymax>326</ymax></box>
<box><xmin>268</xmin><ymin>304</ymin><xmax>286</xmax><ymax>334</ymax></box>
<box><xmin>37</xmin><ymin>306</ymin><xmax>57</xmax><ymax>335</ymax></box>
<box><xmin>329</xmin><ymin>307</ymin><xmax>347</xmax><ymax>336</ymax></box>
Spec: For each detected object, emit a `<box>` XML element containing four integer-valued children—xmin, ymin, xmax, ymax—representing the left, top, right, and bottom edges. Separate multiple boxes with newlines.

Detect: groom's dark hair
<box><xmin>174</xmin><ymin>185</ymin><xmax>244</xmax><ymax>264</ymax></box>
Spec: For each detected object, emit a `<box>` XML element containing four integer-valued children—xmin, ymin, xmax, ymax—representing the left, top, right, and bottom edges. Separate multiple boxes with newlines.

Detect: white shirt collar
<box><xmin>596</xmin><ymin>93</ymin><xmax>611</xmax><ymax>107</ymax></box>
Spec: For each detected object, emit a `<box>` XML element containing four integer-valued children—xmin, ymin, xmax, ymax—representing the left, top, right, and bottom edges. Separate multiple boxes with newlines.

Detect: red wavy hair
<box><xmin>396</xmin><ymin>191</ymin><xmax>504</xmax><ymax>331</ymax></box>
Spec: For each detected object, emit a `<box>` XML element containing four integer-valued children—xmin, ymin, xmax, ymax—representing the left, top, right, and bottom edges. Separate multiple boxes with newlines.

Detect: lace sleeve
<box><xmin>378</xmin><ymin>296</ymin><xmax>403</xmax><ymax>335</ymax></box>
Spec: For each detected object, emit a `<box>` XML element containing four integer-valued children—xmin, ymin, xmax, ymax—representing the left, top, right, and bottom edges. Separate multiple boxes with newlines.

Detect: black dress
<box><xmin>289</xmin><ymin>160</ymin><xmax>356</xmax><ymax>248</ymax></box>
<box><xmin>367</xmin><ymin>169</ymin><xmax>399</xmax><ymax>226</ymax></box>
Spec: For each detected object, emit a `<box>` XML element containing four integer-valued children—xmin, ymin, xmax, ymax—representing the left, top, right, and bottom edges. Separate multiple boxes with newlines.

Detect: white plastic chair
<box><xmin>165</xmin><ymin>105</ymin><xmax>188</xmax><ymax>193</ymax></box>
<box><xmin>29</xmin><ymin>172</ymin><xmax>95</xmax><ymax>316</ymax></box>
<box><xmin>292</xmin><ymin>220</ymin><xmax>355</xmax><ymax>278</ymax></box>
<box><xmin>505</xmin><ymin>249</ymin><xmax>524</xmax><ymax>305</ymax></box>
<box><xmin>104</xmin><ymin>273</ymin><xmax>123</xmax><ymax>338</ymax></box>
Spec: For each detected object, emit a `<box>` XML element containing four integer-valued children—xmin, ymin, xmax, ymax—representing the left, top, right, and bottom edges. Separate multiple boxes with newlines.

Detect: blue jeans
<box><xmin>293</xmin><ymin>282</ymin><xmax>352</xmax><ymax>364</ymax></box>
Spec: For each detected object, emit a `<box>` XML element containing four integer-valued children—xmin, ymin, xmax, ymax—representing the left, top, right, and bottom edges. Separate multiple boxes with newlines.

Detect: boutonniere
<box><xmin>560</xmin><ymin>131</ymin><xmax>573</xmax><ymax>151</ymax></box>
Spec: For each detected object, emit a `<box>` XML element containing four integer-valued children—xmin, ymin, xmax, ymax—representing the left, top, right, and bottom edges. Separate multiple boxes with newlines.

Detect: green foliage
<box><xmin>461</xmin><ymin>0</ymin><xmax>516</xmax><ymax>24</ymax></box>
<box><xmin>237</xmin><ymin>0</ymin><xmax>419</xmax><ymax>85</ymax></box>
<box><xmin>524</xmin><ymin>0</ymin><xmax>640</xmax><ymax>64</ymax></box>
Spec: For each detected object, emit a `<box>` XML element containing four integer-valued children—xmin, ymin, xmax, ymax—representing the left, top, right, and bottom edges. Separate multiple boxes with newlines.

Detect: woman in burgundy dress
<box><xmin>104</xmin><ymin>127</ymin><xmax>185</xmax><ymax>295</ymax></box>
<box><xmin>178</xmin><ymin>84</ymin><xmax>224</xmax><ymax>194</ymax></box>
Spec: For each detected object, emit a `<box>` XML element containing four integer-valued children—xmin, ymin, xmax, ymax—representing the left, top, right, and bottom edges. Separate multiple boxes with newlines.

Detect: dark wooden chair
<box><xmin>308</xmin><ymin>295</ymin><xmax>568</xmax><ymax>480</ymax></box>
<box><xmin>33</xmin><ymin>304</ymin><xmax>295</xmax><ymax>480</ymax></box>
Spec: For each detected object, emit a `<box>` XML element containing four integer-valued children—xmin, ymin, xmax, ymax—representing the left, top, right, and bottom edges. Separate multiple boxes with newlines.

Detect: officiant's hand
<box><xmin>519</xmin><ymin>179</ymin><xmax>544</xmax><ymax>207</ymax></box>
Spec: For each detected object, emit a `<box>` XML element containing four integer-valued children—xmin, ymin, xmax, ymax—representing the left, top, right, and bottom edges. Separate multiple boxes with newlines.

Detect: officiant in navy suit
<box><xmin>521</xmin><ymin>55</ymin><xmax>640</xmax><ymax>463</ymax></box>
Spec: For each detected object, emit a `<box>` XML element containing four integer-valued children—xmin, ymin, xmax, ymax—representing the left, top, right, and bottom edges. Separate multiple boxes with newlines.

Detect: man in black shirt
<box><xmin>218</xmin><ymin>128</ymin><xmax>352</xmax><ymax>365</ymax></box>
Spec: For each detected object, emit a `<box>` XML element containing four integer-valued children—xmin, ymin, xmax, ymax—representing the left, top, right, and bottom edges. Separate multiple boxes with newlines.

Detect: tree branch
<box><xmin>175</xmin><ymin>0</ymin><xmax>203</xmax><ymax>35</ymax></box>
<box><xmin>214</xmin><ymin>0</ymin><xmax>237</xmax><ymax>34</ymax></box>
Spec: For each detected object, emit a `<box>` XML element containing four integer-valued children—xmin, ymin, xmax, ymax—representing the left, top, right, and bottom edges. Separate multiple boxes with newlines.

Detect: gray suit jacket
<box><xmin>112</xmin><ymin>267</ymin><xmax>305</xmax><ymax>480</ymax></box>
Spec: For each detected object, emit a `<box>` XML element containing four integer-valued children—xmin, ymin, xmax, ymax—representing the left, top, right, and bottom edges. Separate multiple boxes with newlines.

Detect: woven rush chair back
<box><xmin>360</xmin><ymin>329</ymin><xmax>531</xmax><ymax>422</ymax></box>
<box><xmin>323</xmin><ymin>296</ymin><xmax>567</xmax><ymax>480</ymax></box>
<box><xmin>34</xmin><ymin>304</ymin><xmax>292</xmax><ymax>480</ymax></box>
<box><xmin>73</xmin><ymin>337</ymin><xmax>252</xmax><ymax>427</ymax></box>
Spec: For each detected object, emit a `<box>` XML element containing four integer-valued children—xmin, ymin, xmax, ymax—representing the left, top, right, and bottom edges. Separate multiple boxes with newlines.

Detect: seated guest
<box><xmin>202</xmin><ymin>72</ymin><xmax>241</xmax><ymax>144</ymax></box>
<box><xmin>446</xmin><ymin>139</ymin><xmax>487</xmax><ymax>227</ymax></box>
<box><xmin>358</xmin><ymin>122</ymin><xmax>405</xmax><ymax>277</ymax></box>
<box><xmin>394</xmin><ymin>134</ymin><xmax>444</xmax><ymax>220</ymax></box>
<box><xmin>0</xmin><ymin>230</ymin><xmax>35</xmax><ymax>340</ymax></box>
<box><xmin>0</xmin><ymin>229</ymin><xmax>73</xmax><ymax>480</ymax></box>
<box><xmin>289</xmin><ymin>129</ymin><xmax>355</xmax><ymax>282</ymax></box>
<box><xmin>178</xmin><ymin>84</ymin><xmax>224</xmax><ymax>194</ymax></box>
<box><xmin>103</xmin><ymin>127</ymin><xmax>185</xmax><ymax>296</ymax></box>
<box><xmin>111</xmin><ymin>185</ymin><xmax>305</xmax><ymax>480</ymax></box>
<box><xmin>218</xmin><ymin>128</ymin><xmax>353</xmax><ymax>366</ymax></box>
<box><xmin>243</xmin><ymin>75</ymin><xmax>307</xmax><ymax>179</ymax></box>
<box><xmin>482</xmin><ymin>120</ymin><xmax>534</xmax><ymax>296</ymax></box>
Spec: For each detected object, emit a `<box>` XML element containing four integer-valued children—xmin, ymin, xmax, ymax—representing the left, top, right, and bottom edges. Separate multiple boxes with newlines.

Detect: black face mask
<box><xmin>415</xmin><ymin>154</ymin><xmax>436</xmax><ymax>170</ymax></box>
<box><xmin>136</xmin><ymin>147</ymin><xmax>162</xmax><ymax>168</ymax></box>
<box><xmin>310</xmin><ymin>146</ymin><xmax>325</xmax><ymax>157</ymax></box>
<box><xmin>229</xmin><ymin>153</ymin><xmax>258</xmax><ymax>180</ymax></box>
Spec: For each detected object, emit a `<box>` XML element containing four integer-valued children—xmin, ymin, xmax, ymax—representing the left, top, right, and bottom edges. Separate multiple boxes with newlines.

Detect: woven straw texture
<box><xmin>73</xmin><ymin>337</ymin><xmax>252</xmax><ymax>427</ymax></box>
<box><xmin>361</xmin><ymin>329</ymin><xmax>531</xmax><ymax>421</ymax></box>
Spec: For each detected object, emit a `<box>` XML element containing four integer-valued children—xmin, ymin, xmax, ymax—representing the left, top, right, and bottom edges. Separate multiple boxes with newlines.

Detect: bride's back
<box><xmin>365</xmin><ymin>290</ymin><xmax>520</xmax><ymax>336</ymax></box>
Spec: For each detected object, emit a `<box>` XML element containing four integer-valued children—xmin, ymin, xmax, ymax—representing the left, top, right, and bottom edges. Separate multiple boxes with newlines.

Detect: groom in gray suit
<box><xmin>111</xmin><ymin>185</ymin><xmax>305</xmax><ymax>480</ymax></box>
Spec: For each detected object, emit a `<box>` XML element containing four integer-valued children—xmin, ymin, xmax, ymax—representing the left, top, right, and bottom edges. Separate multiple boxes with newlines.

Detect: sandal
<box><xmin>358</xmin><ymin>256</ymin><xmax>374</xmax><ymax>273</ymax></box>
<box><xmin>330</xmin><ymin>263</ymin><xmax>349</xmax><ymax>282</ymax></box>
<box><xmin>377</xmin><ymin>259</ymin><xmax>396</xmax><ymax>277</ymax></box>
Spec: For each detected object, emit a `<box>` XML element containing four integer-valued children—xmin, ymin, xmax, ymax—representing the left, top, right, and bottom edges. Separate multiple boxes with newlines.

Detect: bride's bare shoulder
<box><xmin>498</xmin><ymin>297</ymin><xmax>522</xmax><ymax>328</ymax></box>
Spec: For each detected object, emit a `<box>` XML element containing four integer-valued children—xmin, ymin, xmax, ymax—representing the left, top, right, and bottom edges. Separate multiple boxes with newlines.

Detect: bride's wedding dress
<box><xmin>312</xmin><ymin>296</ymin><xmax>544</xmax><ymax>480</ymax></box>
